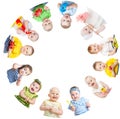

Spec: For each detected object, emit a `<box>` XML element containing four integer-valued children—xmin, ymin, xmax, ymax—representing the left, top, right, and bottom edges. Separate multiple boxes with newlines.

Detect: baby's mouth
<box><xmin>31</xmin><ymin>88</ymin><xmax>34</xmax><ymax>92</ymax></box>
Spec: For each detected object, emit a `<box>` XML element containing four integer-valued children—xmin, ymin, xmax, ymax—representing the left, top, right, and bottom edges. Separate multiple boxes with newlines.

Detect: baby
<box><xmin>68</xmin><ymin>86</ymin><xmax>90</xmax><ymax>115</ymax></box>
<box><xmin>4</xmin><ymin>35</ymin><xmax>34</xmax><ymax>58</ymax></box>
<box><xmin>93</xmin><ymin>58</ymin><xmax>119</xmax><ymax>77</ymax></box>
<box><xmin>30</xmin><ymin>2</ymin><xmax>53</xmax><ymax>31</ymax></box>
<box><xmin>12</xmin><ymin>16</ymin><xmax>39</xmax><ymax>42</ymax></box>
<box><xmin>40</xmin><ymin>87</ymin><xmax>63</xmax><ymax>118</ymax></box>
<box><xmin>57</xmin><ymin>1</ymin><xmax>78</xmax><ymax>29</ymax></box>
<box><xmin>88</xmin><ymin>35</ymin><xmax>118</xmax><ymax>56</ymax></box>
<box><xmin>76</xmin><ymin>8</ymin><xmax>106</xmax><ymax>39</ymax></box>
<box><xmin>7</xmin><ymin>63</ymin><xmax>32</xmax><ymax>86</ymax></box>
<box><xmin>15</xmin><ymin>79</ymin><xmax>42</xmax><ymax>108</ymax></box>
<box><xmin>85</xmin><ymin>76</ymin><xmax>111</xmax><ymax>98</ymax></box>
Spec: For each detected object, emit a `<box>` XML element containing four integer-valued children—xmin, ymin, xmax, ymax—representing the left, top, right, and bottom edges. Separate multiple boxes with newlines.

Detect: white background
<box><xmin>0</xmin><ymin>0</ymin><xmax>120</xmax><ymax>119</ymax></box>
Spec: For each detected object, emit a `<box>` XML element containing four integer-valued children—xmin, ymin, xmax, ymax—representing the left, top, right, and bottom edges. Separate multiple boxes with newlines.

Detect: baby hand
<box><xmin>70</xmin><ymin>105</ymin><xmax>76</xmax><ymax>111</ymax></box>
<box><xmin>44</xmin><ymin>6</ymin><xmax>49</xmax><ymax>10</ymax></box>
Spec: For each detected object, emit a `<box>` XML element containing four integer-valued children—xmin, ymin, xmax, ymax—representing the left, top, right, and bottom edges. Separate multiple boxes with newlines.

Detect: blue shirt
<box><xmin>7</xmin><ymin>69</ymin><xmax>19</xmax><ymax>83</ymax></box>
<box><xmin>69</xmin><ymin>97</ymin><xmax>89</xmax><ymax>115</ymax></box>
<box><xmin>59</xmin><ymin>1</ymin><xmax>77</xmax><ymax>16</ymax></box>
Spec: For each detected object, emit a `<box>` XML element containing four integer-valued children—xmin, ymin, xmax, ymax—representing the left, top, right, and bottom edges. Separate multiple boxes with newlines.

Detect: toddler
<box><xmin>12</xmin><ymin>16</ymin><xmax>39</xmax><ymax>42</ymax></box>
<box><xmin>30</xmin><ymin>2</ymin><xmax>53</xmax><ymax>31</ymax></box>
<box><xmin>7</xmin><ymin>63</ymin><xmax>32</xmax><ymax>86</ymax></box>
<box><xmin>88</xmin><ymin>35</ymin><xmax>118</xmax><ymax>56</ymax></box>
<box><xmin>76</xmin><ymin>8</ymin><xmax>106</xmax><ymax>39</ymax></box>
<box><xmin>4</xmin><ymin>35</ymin><xmax>34</xmax><ymax>58</ymax></box>
<box><xmin>93</xmin><ymin>58</ymin><xmax>119</xmax><ymax>77</ymax></box>
<box><xmin>68</xmin><ymin>86</ymin><xmax>90</xmax><ymax>115</ymax></box>
<box><xmin>40</xmin><ymin>87</ymin><xmax>63</xmax><ymax>118</ymax></box>
<box><xmin>85</xmin><ymin>76</ymin><xmax>111</xmax><ymax>98</ymax></box>
<box><xmin>15</xmin><ymin>79</ymin><xmax>41</xmax><ymax>107</ymax></box>
<box><xmin>57</xmin><ymin>1</ymin><xmax>78</xmax><ymax>29</ymax></box>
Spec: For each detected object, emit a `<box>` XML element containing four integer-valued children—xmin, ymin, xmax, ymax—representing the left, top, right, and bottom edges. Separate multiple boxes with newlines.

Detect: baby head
<box><xmin>27</xmin><ymin>30</ymin><xmax>39</xmax><ymax>42</ymax></box>
<box><xmin>81</xmin><ymin>25</ymin><xmax>93</xmax><ymax>40</ymax></box>
<box><xmin>21</xmin><ymin>45</ymin><xmax>34</xmax><ymax>56</ymax></box>
<box><xmin>93</xmin><ymin>61</ymin><xmax>106</xmax><ymax>71</ymax></box>
<box><xmin>29</xmin><ymin>79</ymin><xmax>42</xmax><ymax>93</ymax></box>
<box><xmin>70</xmin><ymin>86</ymin><xmax>80</xmax><ymax>101</ymax></box>
<box><xmin>61</xmin><ymin>14</ymin><xmax>72</xmax><ymax>29</ymax></box>
<box><xmin>85</xmin><ymin>76</ymin><xmax>97</xmax><ymax>88</ymax></box>
<box><xmin>48</xmin><ymin>87</ymin><xmax>60</xmax><ymax>102</ymax></box>
<box><xmin>18</xmin><ymin>64</ymin><xmax>32</xmax><ymax>76</ymax></box>
<box><xmin>88</xmin><ymin>43</ymin><xmax>100</xmax><ymax>54</ymax></box>
<box><xmin>42</xmin><ymin>19</ymin><xmax>53</xmax><ymax>31</ymax></box>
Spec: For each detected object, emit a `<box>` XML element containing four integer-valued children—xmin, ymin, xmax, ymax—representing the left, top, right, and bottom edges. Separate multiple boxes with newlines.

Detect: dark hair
<box><xmin>70</xmin><ymin>86</ymin><xmax>80</xmax><ymax>94</ymax></box>
<box><xmin>18</xmin><ymin>64</ymin><xmax>32</xmax><ymax>75</ymax></box>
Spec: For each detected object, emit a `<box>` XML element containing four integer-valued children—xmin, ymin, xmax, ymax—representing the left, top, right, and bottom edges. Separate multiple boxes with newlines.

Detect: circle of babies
<box><xmin>3</xmin><ymin>1</ymin><xmax>119</xmax><ymax>118</ymax></box>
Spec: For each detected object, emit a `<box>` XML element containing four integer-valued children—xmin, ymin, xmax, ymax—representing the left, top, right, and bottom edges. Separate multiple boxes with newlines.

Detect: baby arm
<box><xmin>100</xmin><ymin>81</ymin><xmax>110</xmax><ymax>91</ymax></box>
<box><xmin>16</xmin><ymin>76</ymin><xmax>22</xmax><ymax>86</ymax></box>
<box><xmin>100</xmin><ymin>81</ymin><xmax>111</xmax><ymax>93</ymax></box>
<box><xmin>108</xmin><ymin>48</ymin><xmax>117</xmax><ymax>56</ymax></box>
<box><xmin>69</xmin><ymin>103</ymin><xmax>76</xmax><ymax>111</ymax></box>
<box><xmin>19</xmin><ymin>88</ymin><xmax>28</xmax><ymax>100</ymax></box>
<box><xmin>13</xmin><ymin>63</ymin><xmax>22</xmax><ymax>69</ymax></box>
<box><xmin>40</xmin><ymin>101</ymin><xmax>52</xmax><ymax>111</ymax></box>
<box><xmin>27</xmin><ymin>97</ymin><xmax>36</xmax><ymax>104</ymax></box>
<box><xmin>94</xmin><ymin>92</ymin><xmax>107</xmax><ymax>98</ymax></box>
<box><xmin>95</xmin><ymin>24</ymin><xmax>105</xmax><ymax>34</ymax></box>
<box><xmin>86</xmin><ymin>102</ymin><xmax>90</xmax><ymax>108</ymax></box>
<box><xmin>50</xmin><ymin>104</ymin><xmax>63</xmax><ymax>115</ymax></box>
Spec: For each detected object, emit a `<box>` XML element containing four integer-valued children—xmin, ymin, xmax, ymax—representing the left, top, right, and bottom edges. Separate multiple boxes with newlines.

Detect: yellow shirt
<box><xmin>105</xmin><ymin>58</ymin><xmax>118</xmax><ymax>77</ymax></box>
<box><xmin>8</xmin><ymin>36</ymin><xmax>22</xmax><ymax>58</ymax></box>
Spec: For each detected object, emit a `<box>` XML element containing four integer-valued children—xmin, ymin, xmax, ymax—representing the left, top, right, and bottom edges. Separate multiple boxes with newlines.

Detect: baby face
<box><xmin>85</xmin><ymin>76</ymin><xmax>97</xmax><ymax>88</ymax></box>
<box><xmin>70</xmin><ymin>90</ymin><xmax>80</xmax><ymax>101</ymax></box>
<box><xmin>21</xmin><ymin>45</ymin><xmax>33</xmax><ymax>56</ymax></box>
<box><xmin>61</xmin><ymin>14</ymin><xmax>71</xmax><ymax>28</ymax></box>
<box><xmin>42</xmin><ymin>19</ymin><xmax>53</xmax><ymax>31</ymax></box>
<box><xmin>89</xmin><ymin>44</ymin><xmax>100</xmax><ymax>54</ymax></box>
<box><xmin>19</xmin><ymin>67</ymin><xmax>31</xmax><ymax>76</ymax></box>
<box><xmin>30</xmin><ymin>82</ymin><xmax>41</xmax><ymax>93</ymax></box>
<box><xmin>28</xmin><ymin>30</ymin><xmax>39</xmax><ymax>42</ymax></box>
<box><xmin>95</xmin><ymin>62</ymin><xmax>106</xmax><ymax>71</ymax></box>
<box><xmin>48</xmin><ymin>87</ymin><xmax>60</xmax><ymax>102</ymax></box>
<box><xmin>81</xmin><ymin>25</ymin><xmax>93</xmax><ymax>37</ymax></box>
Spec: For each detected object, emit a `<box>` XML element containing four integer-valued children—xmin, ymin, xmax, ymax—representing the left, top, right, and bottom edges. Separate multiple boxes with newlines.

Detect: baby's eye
<box><xmin>35</xmin><ymin>86</ymin><xmax>38</xmax><ymax>89</ymax></box>
<box><xmin>25</xmin><ymin>71</ymin><xmax>28</xmax><ymax>75</ymax></box>
<box><xmin>67</xmin><ymin>20</ymin><xmax>70</xmax><ymax>22</ymax></box>
<box><xmin>56</xmin><ymin>93</ymin><xmax>59</xmax><ymax>96</ymax></box>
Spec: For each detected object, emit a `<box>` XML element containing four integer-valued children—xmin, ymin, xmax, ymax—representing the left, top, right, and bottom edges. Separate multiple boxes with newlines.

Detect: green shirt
<box><xmin>24</xmin><ymin>87</ymin><xmax>38</xmax><ymax>99</ymax></box>
<box><xmin>32</xmin><ymin>3</ymin><xmax>51</xmax><ymax>22</ymax></box>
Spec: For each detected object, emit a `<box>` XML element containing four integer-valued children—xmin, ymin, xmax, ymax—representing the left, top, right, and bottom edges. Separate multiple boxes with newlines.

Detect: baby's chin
<box><xmin>73</xmin><ymin>98</ymin><xmax>79</xmax><ymax>101</ymax></box>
